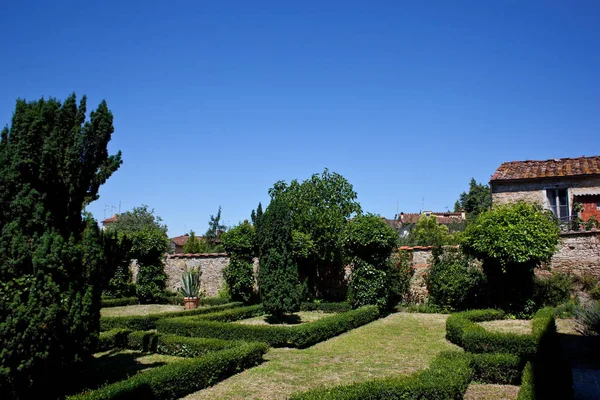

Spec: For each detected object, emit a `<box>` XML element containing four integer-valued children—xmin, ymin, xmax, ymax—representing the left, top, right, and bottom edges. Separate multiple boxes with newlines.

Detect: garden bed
<box><xmin>477</xmin><ymin>319</ymin><xmax>532</xmax><ymax>335</ymax></box>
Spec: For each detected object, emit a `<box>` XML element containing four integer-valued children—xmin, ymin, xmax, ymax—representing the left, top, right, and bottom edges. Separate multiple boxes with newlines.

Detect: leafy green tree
<box><xmin>258</xmin><ymin>198</ymin><xmax>302</xmax><ymax>318</ymax></box>
<box><xmin>462</xmin><ymin>201</ymin><xmax>560</xmax><ymax>311</ymax></box>
<box><xmin>101</xmin><ymin>231</ymin><xmax>134</xmax><ymax>298</ymax></box>
<box><xmin>411</xmin><ymin>215</ymin><xmax>451</xmax><ymax>247</ymax></box>
<box><xmin>221</xmin><ymin>221</ymin><xmax>256</xmax><ymax>303</ymax></box>
<box><xmin>344</xmin><ymin>214</ymin><xmax>404</xmax><ymax>309</ymax></box>
<box><xmin>454</xmin><ymin>178</ymin><xmax>491</xmax><ymax>222</ymax></box>
<box><xmin>268</xmin><ymin>169</ymin><xmax>361</xmax><ymax>299</ymax></box>
<box><xmin>131</xmin><ymin>227</ymin><xmax>170</xmax><ymax>303</ymax></box>
<box><xmin>0</xmin><ymin>94</ymin><xmax>121</xmax><ymax>398</ymax></box>
<box><xmin>183</xmin><ymin>230</ymin><xmax>203</xmax><ymax>253</ymax></box>
<box><xmin>105</xmin><ymin>204</ymin><xmax>167</xmax><ymax>235</ymax></box>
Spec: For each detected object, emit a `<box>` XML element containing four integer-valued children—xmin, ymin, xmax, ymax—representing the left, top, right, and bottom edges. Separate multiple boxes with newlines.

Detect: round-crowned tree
<box><xmin>257</xmin><ymin>198</ymin><xmax>302</xmax><ymax>319</ymax></box>
<box><xmin>462</xmin><ymin>201</ymin><xmax>560</xmax><ymax>311</ymax></box>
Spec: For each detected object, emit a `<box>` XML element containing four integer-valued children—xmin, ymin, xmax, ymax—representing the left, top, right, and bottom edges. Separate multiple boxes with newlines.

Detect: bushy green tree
<box><xmin>462</xmin><ymin>201</ymin><xmax>560</xmax><ymax>311</ymax></box>
<box><xmin>0</xmin><ymin>94</ymin><xmax>121</xmax><ymax>398</ymax></box>
<box><xmin>221</xmin><ymin>221</ymin><xmax>256</xmax><ymax>303</ymax></box>
<box><xmin>344</xmin><ymin>214</ymin><xmax>404</xmax><ymax>309</ymax></box>
<box><xmin>411</xmin><ymin>215</ymin><xmax>451</xmax><ymax>247</ymax></box>
<box><xmin>105</xmin><ymin>204</ymin><xmax>167</xmax><ymax>235</ymax></box>
<box><xmin>268</xmin><ymin>169</ymin><xmax>361</xmax><ymax>299</ymax></box>
<box><xmin>131</xmin><ymin>228</ymin><xmax>170</xmax><ymax>303</ymax></box>
<box><xmin>101</xmin><ymin>231</ymin><xmax>134</xmax><ymax>298</ymax></box>
<box><xmin>258</xmin><ymin>198</ymin><xmax>302</xmax><ymax>318</ymax></box>
<box><xmin>183</xmin><ymin>230</ymin><xmax>203</xmax><ymax>253</ymax></box>
<box><xmin>426</xmin><ymin>248</ymin><xmax>486</xmax><ymax>311</ymax></box>
<box><xmin>454</xmin><ymin>178</ymin><xmax>491</xmax><ymax>222</ymax></box>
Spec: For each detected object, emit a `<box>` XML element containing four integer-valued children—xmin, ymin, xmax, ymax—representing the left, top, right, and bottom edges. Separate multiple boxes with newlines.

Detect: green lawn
<box><xmin>100</xmin><ymin>304</ymin><xmax>184</xmax><ymax>317</ymax></box>
<box><xmin>183</xmin><ymin>312</ymin><xmax>459</xmax><ymax>400</ymax></box>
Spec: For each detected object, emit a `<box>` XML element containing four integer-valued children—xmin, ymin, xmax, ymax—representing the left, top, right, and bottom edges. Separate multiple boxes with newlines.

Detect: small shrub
<box><xmin>576</xmin><ymin>301</ymin><xmax>600</xmax><ymax>335</ymax></box>
<box><xmin>348</xmin><ymin>259</ymin><xmax>388</xmax><ymax>310</ymax></box>
<box><xmin>426</xmin><ymin>248</ymin><xmax>485</xmax><ymax>311</ymax></box>
<box><xmin>533</xmin><ymin>272</ymin><xmax>573</xmax><ymax>307</ymax></box>
<box><xmin>221</xmin><ymin>221</ymin><xmax>256</xmax><ymax>303</ymax></box>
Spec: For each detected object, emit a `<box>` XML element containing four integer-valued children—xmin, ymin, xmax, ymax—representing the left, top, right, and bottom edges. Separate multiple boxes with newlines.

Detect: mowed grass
<box><xmin>184</xmin><ymin>313</ymin><xmax>459</xmax><ymax>400</ymax></box>
<box><xmin>100</xmin><ymin>304</ymin><xmax>184</xmax><ymax>317</ymax></box>
<box><xmin>477</xmin><ymin>319</ymin><xmax>532</xmax><ymax>335</ymax></box>
<box><xmin>464</xmin><ymin>383</ymin><xmax>519</xmax><ymax>400</ymax></box>
<box><xmin>235</xmin><ymin>311</ymin><xmax>330</xmax><ymax>326</ymax></box>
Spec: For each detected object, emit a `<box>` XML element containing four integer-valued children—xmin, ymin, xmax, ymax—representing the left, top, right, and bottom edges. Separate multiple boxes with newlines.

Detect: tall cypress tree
<box><xmin>258</xmin><ymin>198</ymin><xmax>301</xmax><ymax>319</ymax></box>
<box><xmin>0</xmin><ymin>94</ymin><xmax>121</xmax><ymax>398</ymax></box>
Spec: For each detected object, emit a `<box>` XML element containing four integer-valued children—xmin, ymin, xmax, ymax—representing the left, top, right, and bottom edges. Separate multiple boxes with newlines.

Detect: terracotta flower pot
<box><xmin>183</xmin><ymin>297</ymin><xmax>200</xmax><ymax>310</ymax></box>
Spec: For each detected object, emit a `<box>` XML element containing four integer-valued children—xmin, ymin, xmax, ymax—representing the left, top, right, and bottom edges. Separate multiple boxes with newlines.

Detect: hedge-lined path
<box><xmin>183</xmin><ymin>313</ymin><xmax>459</xmax><ymax>400</ymax></box>
<box><xmin>557</xmin><ymin>319</ymin><xmax>600</xmax><ymax>400</ymax></box>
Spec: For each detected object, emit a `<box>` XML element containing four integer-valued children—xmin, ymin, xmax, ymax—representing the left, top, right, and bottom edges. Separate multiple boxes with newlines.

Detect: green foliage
<box><xmin>100</xmin><ymin>302</ymin><xmax>243</xmax><ymax>331</ymax></box>
<box><xmin>221</xmin><ymin>221</ymin><xmax>256</xmax><ymax>303</ymax></box>
<box><xmin>411</xmin><ymin>215</ymin><xmax>451</xmax><ymax>246</ymax></box>
<box><xmin>462</xmin><ymin>201</ymin><xmax>560</xmax><ymax>267</ymax></box>
<box><xmin>258</xmin><ymin>198</ymin><xmax>302</xmax><ymax>318</ymax></box>
<box><xmin>426</xmin><ymin>248</ymin><xmax>486</xmax><ymax>311</ymax></box>
<box><xmin>348</xmin><ymin>259</ymin><xmax>388</xmax><ymax>309</ymax></box>
<box><xmin>0</xmin><ymin>94</ymin><xmax>121</xmax><ymax>398</ymax></box>
<box><xmin>136</xmin><ymin>264</ymin><xmax>167</xmax><ymax>304</ymax></box>
<box><xmin>468</xmin><ymin>353</ymin><xmax>523</xmax><ymax>385</ymax></box>
<box><xmin>454</xmin><ymin>178</ymin><xmax>492</xmax><ymax>222</ymax></box>
<box><xmin>66</xmin><ymin>343</ymin><xmax>268</xmax><ymax>400</ymax></box>
<box><xmin>533</xmin><ymin>272</ymin><xmax>573</xmax><ymax>307</ymax></box>
<box><xmin>101</xmin><ymin>231</ymin><xmax>134</xmax><ymax>298</ymax></box>
<box><xmin>462</xmin><ymin>201</ymin><xmax>560</xmax><ymax>311</ymax></box>
<box><xmin>205</xmin><ymin>205</ymin><xmax>226</xmax><ymax>247</ymax></box>
<box><xmin>104</xmin><ymin>205</ymin><xmax>167</xmax><ymax>236</ymax></box>
<box><xmin>584</xmin><ymin>216</ymin><xmax>600</xmax><ymax>231</ymax></box>
<box><xmin>101</xmin><ymin>297</ymin><xmax>138</xmax><ymax>308</ymax></box>
<box><xmin>182</xmin><ymin>231</ymin><xmax>203</xmax><ymax>253</ymax></box>
<box><xmin>576</xmin><ymin>301</ymin><xmax>600</xmax><ymax>335</ymax></box>
<box><xmin>343</xmin><ymin>214</ymin><xmax>398</xmax><ymax>265</ymax></box>
<box><xmin>268</xmin><ymin>169</ymin><xmax>361</xmax><ymax>298</ymax></box>
<box><xmin>158</xmin><ymin>306</ymin><xmax>379</xmax><ymax>348</ymax></box>
<box><xmin>179</xmin><ymin>267</ymin><xmax>202</xmax><ymax>298</ymax></box>
<box><xmin>344</xmin><ymin>215</ymin><xmax>406</xmax><ymax>310</ymax></box>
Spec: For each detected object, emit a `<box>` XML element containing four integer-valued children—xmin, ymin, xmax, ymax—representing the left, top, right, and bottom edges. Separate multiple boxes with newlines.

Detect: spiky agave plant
<box><xmin>179</xmin><ymin>267</ymin><xmax>202</xmax><ymax>298</ymax></box>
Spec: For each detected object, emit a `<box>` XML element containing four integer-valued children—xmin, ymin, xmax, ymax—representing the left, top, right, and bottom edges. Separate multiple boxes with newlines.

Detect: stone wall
<box><xmin>491</xmin><ymin>176</ymin><xmax>600</xmax><ymax>207</ymax></box>
<box><xmin>543</xmin><ymin>231</ymin><xmax>600</xmax><ymax>277</ymax></box>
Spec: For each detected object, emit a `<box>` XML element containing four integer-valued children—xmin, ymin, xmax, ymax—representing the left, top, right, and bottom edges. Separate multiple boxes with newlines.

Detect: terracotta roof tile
<box><xmin>101</xmin><ymin>214</ymin><xmax>118</xmax><ymax>224</ymax></box>
<box><xmin>170</xmin><ymin>234</ymin><xmax>190</xmax><ymax>246</ymax></box>
<box><xmin>491</xmin><ymin>156</ymin><xmax>600</xmax><ymax>181</ymax></box>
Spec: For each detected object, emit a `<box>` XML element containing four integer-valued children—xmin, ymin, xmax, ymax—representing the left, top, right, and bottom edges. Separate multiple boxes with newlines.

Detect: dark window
<box><xmin>546</xmin><ymin>189</ymin><xmax>569</xmax><ymax>221</ymax></box>
<box><xmin>597</xmin><ymin>202</ymin><xmax>600</xmax><ymax>211</ymax></box>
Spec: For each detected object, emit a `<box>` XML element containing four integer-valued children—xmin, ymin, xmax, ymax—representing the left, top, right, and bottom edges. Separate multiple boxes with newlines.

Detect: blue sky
<box><xmin>1</xmin><ymin>1</ymin><xmax>599</xmax><ymax>236</ymax></box>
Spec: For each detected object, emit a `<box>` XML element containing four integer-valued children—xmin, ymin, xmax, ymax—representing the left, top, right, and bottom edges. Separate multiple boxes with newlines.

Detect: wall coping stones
<box><xmin>166</xmin><ymin>253</ymin><xmax>229</xmax><ymax>259</ymax></box>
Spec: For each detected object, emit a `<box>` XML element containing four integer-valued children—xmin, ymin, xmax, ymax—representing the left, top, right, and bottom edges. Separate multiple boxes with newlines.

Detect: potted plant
<box><xmin>179</xmin><ymin>267</ymin><xmax>202</xmax><ymax>309</ymax></box>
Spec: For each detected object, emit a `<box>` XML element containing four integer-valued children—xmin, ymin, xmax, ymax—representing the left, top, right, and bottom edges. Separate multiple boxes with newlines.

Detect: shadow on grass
<box><xmin>559</xmin><ymin>332</ymin><xmax>600</xmax><ymax>369</ymax></box>
<box><xmin>65</xmin><ymin>350</ymin><xmax>167</xmax><ymax>396</ymax></box>
<box><xmin>264</xmin><ymin>314</ymin><xmax>303</xmax><ymax>325</ymax></box>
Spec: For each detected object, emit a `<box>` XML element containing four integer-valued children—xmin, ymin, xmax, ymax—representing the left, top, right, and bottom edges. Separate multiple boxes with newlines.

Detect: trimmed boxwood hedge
<box><xmin>157</xmin><ymin>306</ymin><xmax>380</xmax><ymax>348</ymax></box>
<box><xmin>100</xmin><ymin>296</ymin><xmax>233</xmax><ymax>308</ymax></box>
<box><xmin>68</xmin><ymin>342</ymin><xmax>268</xmax><ymax>400</ymax></box>
<box><xmin>101</xmin><ymin>297</ymin><xmax>139</xmax><ymax>308</ymax></box>
<box><xmin>99</xmin><ymin>302</ymin><xmax>243</xmax><ymax>331</ymax></box>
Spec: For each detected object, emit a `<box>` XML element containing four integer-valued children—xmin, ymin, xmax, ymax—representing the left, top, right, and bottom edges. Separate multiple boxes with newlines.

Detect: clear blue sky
<box><xmin>1</xmin><ymin>1</ymin><xmax>599</xmax><ymax>236</ymax></box>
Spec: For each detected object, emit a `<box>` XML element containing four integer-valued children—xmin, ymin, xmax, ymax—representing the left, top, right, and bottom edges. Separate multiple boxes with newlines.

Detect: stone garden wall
<box><xmin>131</xmin><ymin>231</ymin><xmax>599</xmax><ymax>301</ymax></box>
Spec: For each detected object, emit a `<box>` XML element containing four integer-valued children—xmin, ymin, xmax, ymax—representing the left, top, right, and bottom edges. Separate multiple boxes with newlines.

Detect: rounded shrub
<box><xmin>426</xmin><ymin>248</ymin><xmax>485</xmax><ymax>311</ymax></box>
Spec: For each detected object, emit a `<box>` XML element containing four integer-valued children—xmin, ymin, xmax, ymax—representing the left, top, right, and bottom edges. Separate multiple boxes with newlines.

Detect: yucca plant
<box><xmin>576</xmin><ymin>301</ymin><xmax>600</xmax><ymax>336</ymax></box>
<box><xmin>179</xmin><ymin>267</ymin><xmax>202</xmax><ymax>298</ymax></box>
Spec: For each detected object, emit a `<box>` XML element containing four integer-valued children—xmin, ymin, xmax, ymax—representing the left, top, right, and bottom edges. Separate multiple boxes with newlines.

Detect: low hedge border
<box><xmin>157</xmin><ymin>305</ymin><xmax>380</xmax><ymax>348</ymax></box>
<box><xmin>100</xmin><ymin>329</ymin><xmax>247</xmax><ymax>358</ymax></box>
<box><xmin>100</xmin><ymin>296</ymin><xmax>232</xmax><ymax>308</ymax></box>
<box><xmin>100</xmin><ymin>302</ymin><xmax>243</xmax><ymax>331</ymax></box>
<box><xmin>68</xmin><ymin>342</ymin><xmax>269</xmax><ymax>400</ymax></box>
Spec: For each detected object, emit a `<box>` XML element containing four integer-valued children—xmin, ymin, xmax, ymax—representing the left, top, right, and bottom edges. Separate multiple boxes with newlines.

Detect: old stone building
<box><xmin>490</xmin><ymin>156</ymin><xmax>600</xmax><ymax>223</ymax></box>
